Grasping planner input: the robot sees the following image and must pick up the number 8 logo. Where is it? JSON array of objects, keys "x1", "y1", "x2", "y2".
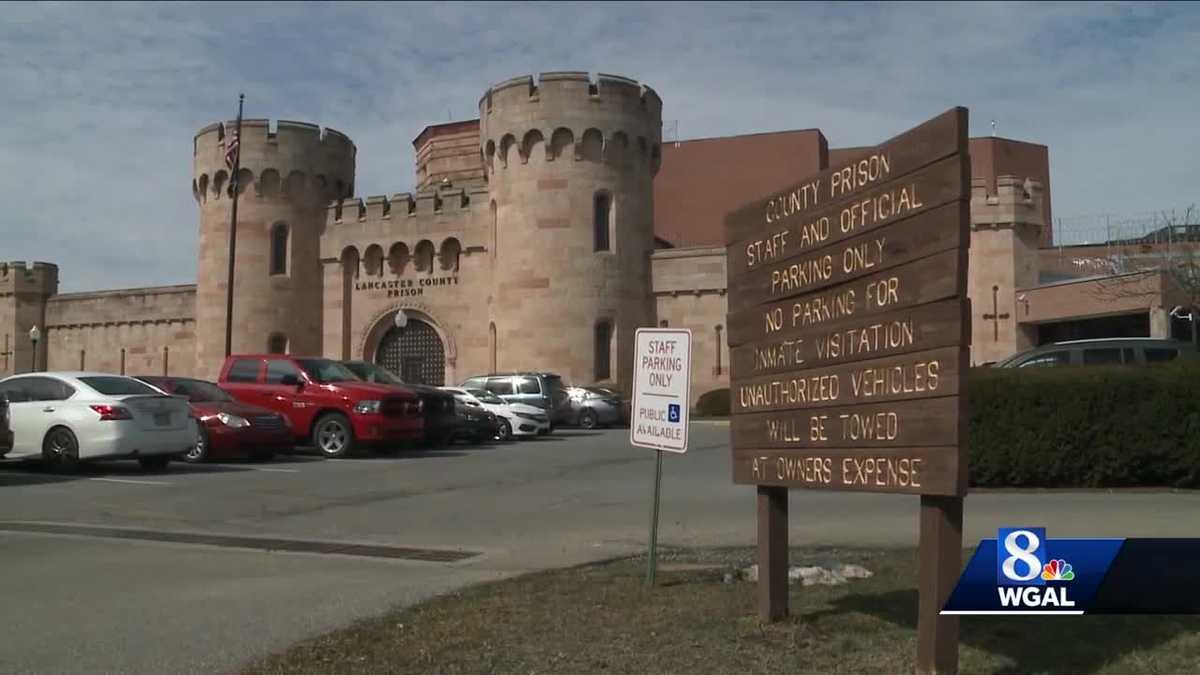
[{"x1": 1002, "y1": 530, "x2": 1042, "y2": 582}]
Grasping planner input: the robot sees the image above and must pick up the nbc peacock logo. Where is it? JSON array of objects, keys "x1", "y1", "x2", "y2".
[{"x1": 1041, "y1": 559, "x2": 1075, "y2": 582}]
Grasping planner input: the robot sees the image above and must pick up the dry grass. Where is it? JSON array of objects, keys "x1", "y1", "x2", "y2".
[{"x1": 242, "y1": 547, "x2": 1200, "y2": 675}]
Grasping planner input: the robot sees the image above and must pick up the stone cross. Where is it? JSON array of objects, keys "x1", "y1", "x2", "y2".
[{"x1": 982, "y1": 285, "x2": 1010, "y2": 341}]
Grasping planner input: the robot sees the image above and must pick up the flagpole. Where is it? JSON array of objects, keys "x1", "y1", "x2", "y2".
[{"x1": 224, "y1": 93, "x2": 244, "y2": 358}]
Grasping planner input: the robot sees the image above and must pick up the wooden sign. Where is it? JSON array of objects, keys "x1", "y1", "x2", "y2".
[{"x1": 724, "y1": 107, "x2": 971, "y2": 675}]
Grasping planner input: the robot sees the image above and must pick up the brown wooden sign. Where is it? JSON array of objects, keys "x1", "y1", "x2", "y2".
[
  {"x1": 724, "y1": 108, "x2": 967, "y2": 245},
  {"x1": 731, "y1": 396, "x2": 961, "y2": 450},
  {"x1": 728, "y1": 201, "x2": 966, "y2": 306},
  {"x1": 726, "y1": 248, "x2": 966, "y2": 347},
  {"x1": 727, "y1": 154, "x2": 969, "y2": 280},
  {"x1": 724, "y1": 107, "x2": 971, "y2": 673},
  {"x1": 730, "y1": 297, "x2": 967, "y2": 376},
  {"x1": 732, "y1": 345, "x2": 964, "y2": 415},
  {"x1": 731, "y1": 445, "x2": 963, "y2": 496}
]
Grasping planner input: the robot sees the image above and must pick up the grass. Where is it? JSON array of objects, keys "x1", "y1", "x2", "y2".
[{"x1": 242, "y1": 547, "x2": 1200, "y2": 675}]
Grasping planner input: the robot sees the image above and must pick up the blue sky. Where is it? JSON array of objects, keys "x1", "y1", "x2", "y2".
[{"x1": 2, "y1": 1, "x2": 1197, "y2": 291}]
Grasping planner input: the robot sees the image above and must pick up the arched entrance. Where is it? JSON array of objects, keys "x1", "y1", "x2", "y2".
[{"x1": 375, "y1": 318, "x2": 446, "y2": 385}]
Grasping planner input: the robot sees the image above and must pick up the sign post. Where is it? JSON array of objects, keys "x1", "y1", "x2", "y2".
[
  {"x1": 723, "y1": 108, "x2": 971, "y2": 673},
  {"x1": 630, "y1": 327, "x2": 693, "y2": 587}
]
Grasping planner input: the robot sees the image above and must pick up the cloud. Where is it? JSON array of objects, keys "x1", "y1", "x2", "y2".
[{"x1": 1, "y1": 1, "x2": 1196, "y2": 290}]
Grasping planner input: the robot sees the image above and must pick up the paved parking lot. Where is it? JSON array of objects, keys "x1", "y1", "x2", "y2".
[{"x1": 1, "y1": 423, "x2": 1198, "y2": 674}]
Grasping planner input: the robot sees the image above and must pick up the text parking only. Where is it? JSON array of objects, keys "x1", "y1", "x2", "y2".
[{"x1": 631, "y1": 328, "x2": 693, "y2": 453}]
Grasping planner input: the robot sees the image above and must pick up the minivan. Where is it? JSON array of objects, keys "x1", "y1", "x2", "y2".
[
  {"x1": 460, "y1": 372, "x2": 571, "y2": 430},
  {"x1": 993, "y1": 338, "x2": 1197, "y2": 368}
]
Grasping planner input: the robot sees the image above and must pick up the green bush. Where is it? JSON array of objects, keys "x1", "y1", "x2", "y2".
[
  {"x1": 967, "y1": 363, "x2": 1200, "y2": 488},
  {"x1": 694, "y1": 388, "x2": 731, "y2": 418}
]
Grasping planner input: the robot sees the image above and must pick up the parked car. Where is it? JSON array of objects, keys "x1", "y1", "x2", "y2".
[
  {"x1": 565, "y1": 385, "x2": 627, "y2": 429},
  {"x1": 459, "y1": 372, "x2": 571, "y2": 431},
  {"x1": 441, "y1": 386, "x2": 549, "y2": 440},
  {"x1": 135, "y1": 376, "x2": 292, "y2": 463},
  {"x1": 0, "y1": 393, "x2": 12, "y2": 457},
  {"x1": 339, "y1": 360, "x2": 459, "y2": 447},
  {"x1": 0, "y1": 372, "x2": 195, "y2": 471},
  {"x1": 218, "y1": 355, "x2": 423, "y2": 458},
  {"x1": 993, "y1": 338, "x2": 1198, "y2": 368},
  {"x1": 448, "y1": 398, "x2": 500, "y2": 444}
]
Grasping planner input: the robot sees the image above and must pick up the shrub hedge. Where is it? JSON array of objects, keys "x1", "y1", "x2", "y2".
[
  {"x1": 967, "y1": 362, "x2": 1200, "y2": 488},
  {"x1": 696, "y1": 362, "x2": 1200, "y2": 488}
]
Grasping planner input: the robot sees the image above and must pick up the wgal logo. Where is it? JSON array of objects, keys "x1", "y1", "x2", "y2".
[{"x1": 996, "y1": 527, "x2": 1076, "y2": 608}]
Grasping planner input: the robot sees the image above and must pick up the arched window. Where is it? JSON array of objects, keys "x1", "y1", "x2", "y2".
[
  {"x1": 489, "y1": 322, "x2": 497, "y2": 373},
  {"x1": 363, "y1": 244, "x2": 385, "y2": 277},
  {"x1": 414, "y1": 240, "x2": 435, "y2": 274},
  {"x1": 594, "y1": 320, "x2": 612, "y2": 381},
  {"x1": 268, "y1": 333, "x2": 288, "y2": 354},
  {"x1": 714, "y1": 324, "x2": 724, "y2": 375},
  {"x1": 594, "y1": 192, "x2": 611, "y2": 252},
  {"x1": 490, "y1": 200, "x2": 499, "y2": 260},
  {"x1": 439, "y1": 238, "x2": 462, "y2": 272},
  {"x1": 270, "y1": 223, "x2": 289, "y2": 275}
]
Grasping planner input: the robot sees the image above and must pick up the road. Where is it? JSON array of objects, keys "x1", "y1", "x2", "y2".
[{"x1": 0, "y1": 422, "x2": 1196, "y2": 674}]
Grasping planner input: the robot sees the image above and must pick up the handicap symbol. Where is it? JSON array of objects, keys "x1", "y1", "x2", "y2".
[{"x1": 668, "y1": 403, "x2": 681, "y2": 423}]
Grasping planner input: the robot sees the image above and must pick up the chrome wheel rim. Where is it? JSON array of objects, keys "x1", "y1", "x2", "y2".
[
  {"x1": 49, "y1": 430, "x2": 75, "y2": 460},
  {"x1": 318, "y1": 421, "x2": 348, "y2": 454},
  {"x1": 498, "y1": 421, "x2": 511, "y2": 440},
  {"x1": 580, "y1": 412, "x2": 596, "y2": 429},
  {"x1": 185, "y1": 423, "x2": 206, "y2": 462}
]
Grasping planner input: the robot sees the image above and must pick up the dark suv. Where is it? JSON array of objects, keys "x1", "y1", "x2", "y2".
[
  {"x1": 0, "y1": 393, "x2": 11, "y2": 456},
  {"x1": 460, "y1": 372, "x2": 572, "y2": 429}
]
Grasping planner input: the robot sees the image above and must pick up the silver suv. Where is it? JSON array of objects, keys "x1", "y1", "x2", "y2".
[
  {"x1": 994, "y1": 338, "x2": 1197, "y2": 368},
  {"x1": 460, "y1": 372, "x2": 571, "y2": 429}
]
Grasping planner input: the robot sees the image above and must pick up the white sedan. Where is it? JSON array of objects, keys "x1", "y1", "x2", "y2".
[
  {"x1": 439, "y1": 387, "x2": 550, "y2": 440},
  {"x1": 0, "y1": 372, "x2": 197, "y2": 471}
]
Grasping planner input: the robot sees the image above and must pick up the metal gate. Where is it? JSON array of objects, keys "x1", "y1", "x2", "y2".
[{"x1": 375, "y1": 318, "x2": 445, "y2": 385}]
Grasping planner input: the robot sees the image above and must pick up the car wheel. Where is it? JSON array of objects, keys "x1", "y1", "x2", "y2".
[
  {"x1": 139, "y1": 455, "x2": 171, "y2": 472},
  {"x1": 313, "y1": 413, "x2": 354, "y2": 458},
  {"x1": 578, "y1": 410, "x2": 598, "y2": 430},
  {"x1": 184, "y1": 422, "x2": 208, "y2": 463},
  {"x1": 42, "y1": 427, "x2": 80, "y2": 473},
  {"x1": 496, "y1": 420, "x2": 512, "y2": 441}
]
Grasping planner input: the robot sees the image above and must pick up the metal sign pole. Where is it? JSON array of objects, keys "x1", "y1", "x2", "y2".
[{"x1": 645, "y1": 448, "x2": 664, "y2": 587}]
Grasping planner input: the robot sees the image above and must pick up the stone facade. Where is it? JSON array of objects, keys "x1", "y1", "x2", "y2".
[{"x1": 22, "y1": 69, "x2": 1177, "y2": 410}]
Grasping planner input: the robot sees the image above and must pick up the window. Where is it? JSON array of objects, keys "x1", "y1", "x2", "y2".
[
  {"x1": 14, "y1": 377, "x2": 75, "y2": 401},
  {"x1": 226, "y1": 359, "x2": 262, "y2": 383},
  {"x1": 265, "y1": 359, "x2": 302, "y2": 384},
  {"x1": 270, "y1": 223, "x2": 289, "y2": 275},
  {"x1": 79, "y1": 376, "x2": 156, "y2": 397},
  {"x1": 485, "y1": 378, "x2": 514, "y2": 395},
  {"x1": 1082, "y1": 348, "x2": 1123, "y2": 365},
  {"x1": 0, "y1": 380, "x2": 31, "y2": 402},
  {"x1": 1146, "y1": 348, "x2": 1179, "y2": 363},
  {"x1": 516, "y1": 376, "x2": 541, "y2": 395},
  {"x1": 462, "y1": 377, "x2": 487, "y2": 389},
  {"x1": 268, "y1": 333, "x2": 288, "y2": 354},
  {"x1": 659, "y1": 320, "x2": 668, "y2": 328},
  {"x1": 1017, "y1": 351, "x2": 1069, "y2": 368},
  {"x1": 595, "y1": 320, "x2": 612, "y2": 381},
  {"x1": 593, "y1": 192, "x2": 611, "y2": 252},
  {"x1": 295, "y1": 359, "x2": 359, "y2": 383},
  {"x1": 714, "y1": 324, "x2": 724, "y2": 375}
]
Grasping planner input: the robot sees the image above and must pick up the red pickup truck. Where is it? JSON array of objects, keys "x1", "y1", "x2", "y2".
[{"x1": 218, "y1": 355, "x2": 423, "y2": 458}]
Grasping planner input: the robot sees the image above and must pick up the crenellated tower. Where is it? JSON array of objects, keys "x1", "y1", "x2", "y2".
[
  {"x1": 0, "y1": 261, "x2": 59, "y2": 375},
  {"x1": 969, "y1": 175, "x2": 1045, "y2": 365},
  {"x1": 479, "y1": 72, "x2": 662, "y2": 391},
  {"x1": 192, "y1": 119, "x2": 356, "y2": 378}
]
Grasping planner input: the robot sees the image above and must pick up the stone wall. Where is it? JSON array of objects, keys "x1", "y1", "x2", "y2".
[
  {"x1": 43, "y1": 284, "x2": 197, "y2": 376},
  {"x1": 651, "y1": 247, "x2": 730, "y2": 408}
]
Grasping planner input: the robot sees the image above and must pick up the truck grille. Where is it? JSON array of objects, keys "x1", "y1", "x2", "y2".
[{"x1": 381, "y1": 398, "x2": 421, "y2": 417}]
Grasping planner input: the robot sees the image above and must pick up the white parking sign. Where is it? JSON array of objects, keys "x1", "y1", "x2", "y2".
[{"x1": 630, "y1": 328, "x2": 692, "y2": 453}]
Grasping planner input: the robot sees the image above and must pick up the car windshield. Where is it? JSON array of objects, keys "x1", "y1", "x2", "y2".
[
  {"x1": 79, "y1": 376, "x2": 161, "y2": 396},
  {"x1": 345, "y1": 362, "x2": 404, "y2": 385},
  {"x1": 177, "y1": 380, "x2": 234, "y2": 402},
  {"x1": 296, "y1": 359, "x2": 362, "y2": 384},
  {"x1": 585, "y1": 387, "x2": 618, "y2": 398},
  {"x1": 467, "y1": 388, "x2": 505, "y2": 405}
]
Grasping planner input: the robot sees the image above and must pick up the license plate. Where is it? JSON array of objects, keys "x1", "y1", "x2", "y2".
[{"x1": 154, "y1": 412, "x2": 171, "y2": 426}]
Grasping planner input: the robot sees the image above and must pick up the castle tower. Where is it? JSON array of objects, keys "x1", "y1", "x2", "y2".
[
  {"x1": 479, "y1": 72, "x2": 662, "y2": 391},
  {"x1": 192, "y1": 120, "x2": 355, "y2": 378},
  {"x1": 0, "y1": 262, "x2": 59, "y2": 375},
  {"x1": 969, "y1": 175, "x2": 1045, "y2": 365}
]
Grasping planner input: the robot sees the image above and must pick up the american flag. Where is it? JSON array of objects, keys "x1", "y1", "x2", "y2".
[{"x1": 224, "y1": 131, "x2": 239, "y2": 170}]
